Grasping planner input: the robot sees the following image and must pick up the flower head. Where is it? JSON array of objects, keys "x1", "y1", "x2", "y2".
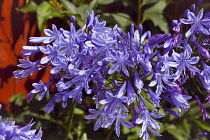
[{"x1": 180, "y1": 9, "x2": 210, "y2": 37}]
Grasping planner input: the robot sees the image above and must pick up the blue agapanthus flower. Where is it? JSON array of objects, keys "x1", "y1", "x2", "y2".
[
  {"x1": 13, "y1": 1, "x2": 210, "y2": 139},
  {"x1": 180, "y1": 8, "x2": 210, "y2": 37},
  {"x1": 0, "y1": 105, "x2": 42, "y2": 140},
  {"x1": 135, "y1": 95, "x2": 164, "y2": 139}
]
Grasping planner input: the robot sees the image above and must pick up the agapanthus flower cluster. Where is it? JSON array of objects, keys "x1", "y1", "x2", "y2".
[
  {"x1": 0, "y1": 104, "x2": 42, "y2": 140},
  {"x1": 13, "y1": 1, "x2": 210, "y2": 139}
]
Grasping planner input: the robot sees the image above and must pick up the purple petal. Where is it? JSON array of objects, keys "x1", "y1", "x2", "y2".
[
  {"x1": 148, "y1": 127, "x2": 162, "y2": 136},
  {"x1": 40, "y1": 55, "x2": 53, "y2": 64},
  {"x1": 186, "y1": 63, "x2": 200, "y2": 73},
  {"x1": 197, "y1": 9, "x2": 204, "y2": 20},
  {"x1": 108, "y1": 61, "x2": 120, "y2": 74},
  {"x1": 121, "y1": 63, "x2": 129, "y2": 76},
  {"x1": 127, "y1": 81, "x2": 136, "y2": 105},
  {"x1": 94, "y1": 115, "x2": 103, "y2": 131},
  {"x1": 149, "y1": 81, "x2": 157, "y2": 87},
  {"x1": 134, "y1": 71, "x2": 144, "y2": 91},
  {"x1": 187, "y1": 56, "x2": 199, "y2": 64},
  {"x1": 121, "y1": 119, "x2": 133, "y2": 128},
  {"x1": 164, "y1": 107, "x2": 181, "y2": 117},
  {"x1": 187, "y1": 11, "x2": 196, "y2": 20},
  {"x1": 180, "y1": 19, "x2": 194, "y2": 24},
  {"x1": 185, "y1": 24, "x2": 197, "y2": 38},
  {"x1": 101, "y1": 116, "x2": 116, "y2": 128},
  {"x1": 200, "y1": 18, "x2": 210, "y2": 27},
  {"x1": 115, "y1": 118, "x2": 121, "y2": 137},
  {"x1": 117, "y1": 82, "x2": 126, "y2": 98},
  {"x1": 29, "y1": 36, "x2": 50, "y2": 43},
  {"x1": 199, "y1": 132, "x2": 207, "y2": 137}
]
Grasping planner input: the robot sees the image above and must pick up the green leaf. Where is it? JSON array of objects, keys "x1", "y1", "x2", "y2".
[
  {"x1": 142, "y1": 0, "x2": 158, "y2": 6},
  {"x1": 166, "y1": 124, "x2": 190, "y2": 140},
  {"x1": 59, "y1": 0, "x2": 77, "y2": 14},
  {"x1": 37, "y1": 2, "x2": 52, "y2": 31},
  {"x1": 81, "y1": 133, "x2": 88, "y2": 140},
  {"x1": 183, "y1": 119, "x2": 192, "y2": 134},
  {"x1": 88, "y1": 0, "x2": 98, "y2": 11},
  {"x1": 36, "y1": 2, "x2": 64, "y2": 31},
  {"x1": 98, "y1": 0, "x2": 114, "y2": 5},
  {"x1": 19, "y1": 1, "x2": 38, "y2": 13},
  {"x1": 9, "y1": 93, "x2": 24, "y2": 106},
  {"x1": 74, "y1": 108, "x2": 84, "y2": 115},
  {"x1": 72, "y1": 0, "x2": 86, "y2": 6},
  {"x1": 142, "y1": 0, "x2": 169, "y2": 33},
  {"x1": 194, "y1": 120, "x2": 210, "y2": 132},
  {"x1": 76, "y1": 4, "x2": 89, "y2": 27},
  {"x1": 103, "y1": 12, "x2": 133, "y2": 28}
]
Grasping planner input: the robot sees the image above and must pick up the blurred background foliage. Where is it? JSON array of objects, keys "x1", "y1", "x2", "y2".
[
  {"x1": 1, "y1": 0, "x2": 210, "y2": 140},
  {"x1": 19, "y1": 0, "x2": 172, "y2": 33}
]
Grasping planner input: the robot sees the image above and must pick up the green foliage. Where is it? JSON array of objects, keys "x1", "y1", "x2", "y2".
[
  {"x1": 142, "y1": 0, "x2": 169, "y2": 33},
  {"x1": 98, "y1": 0, "x2": 114, "y2": 5},
  {"x1": 18, "y1": 0, "x2": 170, "y2": 33},
  {"x1": 142, "y1": 0, "x2": 158, "y2": 6},
  {"x1": 9, "y1": 93, "x2": 24, "y2": 106},
  {"x1": 36, "y1": 1, "x2": 64, "y2": 31},
  {"x1": 60, "y1": 0, "x2": 77, "y2": 14},
  {"x1": 19, "y1": 1, "x2": 38, "y2": 13}
]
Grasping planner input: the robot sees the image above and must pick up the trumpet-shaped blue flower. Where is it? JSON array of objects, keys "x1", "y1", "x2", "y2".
[
  {"x1": 99, "y1": 82, "x2": 128, "y2": 115},
  {"x1": 134, "y1": 71, "x2": 144, "y2": 92},
  {"x1": 21, "y1": 46, "x2": 41, "y2": 57},
  {"x1": 126, "y1": 80, "x2": 136, "y2": 105},
  {"x1": 101, "y1": 109, "x2": 133, "y2": 137},
  {"x1": 85, "y1": 108, "x2": 107, "y2": 131},
  {"x1": 149, "y1": 72, "x2": 177, "y2": 96},
  {"x1": 106, "y1": 51, "x2": 135, "y2": 76},
  {"x1": 27, "y1": 80, "x2": 53, "y2": 101},
  {"x1": 29, "y1": 24, "x2": 61, "y2": 44},
  {"x1": 180, "y1": 9, "x2": 210, "y2": 37},
  {"x1": 39, "y1": 44, "x2": 65, "y2": 64},
  {"x1": 13, "y1": 59, "x2": 41, "y2": 81},
  {"x1": 0, "y1": 105, "x2": 42, "y2": 140},
  {"x1": 171, "y1": 50, "x2": 200, "y2": 78},
  {"x1": 135, "y1": 96, "x2": 164, "y2": 140},
  {"x1": 162, "y1": 87, "x2": 192, "y2": 111}
]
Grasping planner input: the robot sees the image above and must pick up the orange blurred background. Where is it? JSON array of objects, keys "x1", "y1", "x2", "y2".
[{"x1": 0, "y1": 0, "x2": 48, "y2": 110}]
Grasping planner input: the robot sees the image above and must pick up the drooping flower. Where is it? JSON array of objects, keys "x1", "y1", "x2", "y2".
[
  {"x1": 135, "y1": 95, "x2": 164, "y2": 140},
  {"x1": 101, "y1": 109, "x2": 133, "y2": 137},
  {"x1": 85, "y1": 107, "x2": 107, "y2": 131},
  {"x1": 198, "y1": 62, "x2": 210, "y2": 92},
  {"x1": 195, "y1": 96, "x2": 210, "y2": 120},
  {"x1": 162, "y1": 87, "x2": 192, "y2": 111},
  {"x1": 27, "y1": 80, "x2": 53, "y2": 101}
]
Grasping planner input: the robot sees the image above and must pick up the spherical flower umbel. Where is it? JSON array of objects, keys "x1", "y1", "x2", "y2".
[{"x1": 13, "y1": 1, "x2": 210, "y2": 139}]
